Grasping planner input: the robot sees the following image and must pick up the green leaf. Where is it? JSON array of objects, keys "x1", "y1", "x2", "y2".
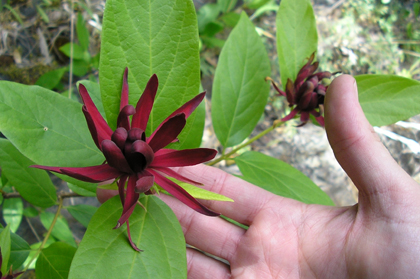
[
  {"x1": 166, "y1": 178, "x2": 233, "y2": 202},
  {"x1": 68, "y1": 196, "x2": 186, "y2": 279},
  {"x1": 76, "y1": 13, "x2": 90, "y2": 51},
  {"x1": 0, "y1": 81, "x2": 103, "y2": 168},
  {"x1": 197, "y1": 3, "x2": 221, "y2": 32},
  {"x1": 23, "y1": 239, "x2": 55, "y2": 270},
  {"x1": 72, "y1": 59, "x2": 90, "y2": 77},
  {"x1": 0, "y1": 228, "x2": 30, "y2": 270},
  {"x1": 59, "y1": 43, "x2": 85, "y2": 60},
  {"x1": 67, "y1": 204, "x2": 97, "y2": 228},
  {"x1": 35, "y1": 67, "x2": 68, "y2": 90},
  {"x1": 3, "y1": 198, "x2": 23, "y2": 233},
  {"x1": 356, "y1": 75, "x2": 420, "y2": 126},
  {"x1": 235, "y1": 151, "x2": 334, "y2": 205},
  {"x1": 23, "y1": 206, "x2": 39, "y2": 217},
  {"x1": 99, "y1": 0, "x2": 201, "y2": 148},
  {"x1": 36, "y1": 242, "x2": 77, "y2": 279},
  {"x1": 211, "y1": 12, "x2": 271, "y2": 147},
  {"x1": 276, "y1": 0, "x2": 317, "y2": 87},
  {"x1": 244, "y1": 0, "x2": 270, "y2": 9},
  {"x1": 40, "y1": 212, "x2": 77, "y2": 247},
  {"x1": 217, "y1": 0, "x2": 237, "y2": 12},
  {"x1": 0, "y1": 139, "x2": 57, "y2": 208},
  {"x1": 0, "y1": 226, "x2": 11, "y2": 275},
  {"x1": 67, "y1": 182, "x2": 96, "y2": 197}
]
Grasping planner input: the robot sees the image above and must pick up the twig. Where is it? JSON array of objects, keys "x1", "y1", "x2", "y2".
[{"x1": 1, "y1": 191, "x2": 84, "y2": 199}]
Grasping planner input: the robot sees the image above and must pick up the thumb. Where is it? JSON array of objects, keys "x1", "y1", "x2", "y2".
[{"x1": 324, "y1": 74, "x2": 418, "y2": 209}]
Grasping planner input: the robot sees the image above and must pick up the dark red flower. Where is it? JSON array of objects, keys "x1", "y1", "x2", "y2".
[
  {"x1": 0, "y1": 248, "x2": 23, "y2": 279},
  {"x1": 269, "y1": 52, "x2": 334, "y2": 126},
  {"x1": 33, "y1": 68, "x2": 218, "y2": 251}
]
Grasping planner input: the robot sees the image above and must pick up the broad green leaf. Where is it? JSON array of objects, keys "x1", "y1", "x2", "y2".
[
  {"x1": 235, "y1": 151, "x2": 334, "y2": 205},
  {"x1": 244, "y1": 0, "x2": 270, "y2": 9},
  {"x1": 69, "y1": 196, "x2": 186, "y2": 279},
  {"x1": 3, "y1": 198, "x2": 23, "y2": 233},
  {"x1": 0, "y1": 81, "x2": 103, "y2": 168},
  {"x1": 0, "y1": 139, "x2": 57, "y2": 208},
  {"x1": 356, "y1": 75, "x2": 420, "y2": 126},
  {"x1": 0, "y1": 226, "x2": 11, "y2": 275},
  {"x1": 276, "y1": 0, "x2": 317, "y2": 87},
  {"x1": 72, "y1": 60, "x2": 90, "y2": 77},
  {"x1": 99, "y1": 0, "x2": 201, "y2": 149},
  {"x1": 59, "y1": 43, "x2": 85, "y2": 60},
  {"x1": 166, "y1": 178, "x2": 233, "y2": 202},
  {"x1": 67, "y1": 204, "x2": 97, "y2": 228},
  {"x1": 40, "y1": 212, "x2": 77, "y2": 247},
  {"x1": 76, "y1": 13, "x2": 90, "y2": 51},
  {"x1": 36, "y1": 242, "x2": 77, "y2": 279},
  {"x1": 35, "y1": 67, "x2": 67, "y2": 90},
  {"x1": 211, "y1": 12, "x2": 271, "y2": 147},
  {"x1": 0, "y1": 228, "x2": 30, "y2": 270}
]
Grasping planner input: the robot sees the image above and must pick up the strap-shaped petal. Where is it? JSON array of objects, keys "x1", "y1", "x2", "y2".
[
  {"x1": 155, "y1": 92, "x2": 205, "y2": 133},
  {"x1": 281, "y1": 108, "x2": 299, "y2": 122},
  {"x1": 151, "y1": 171, "x2": 219, "y2": 216},
  {"x1": 131, "y1": 74, "x2": 158, "y2": 130},
  {"x1": 117, "y1": 105, "x2": 135, "y2": 131},
  {"x1": 147, "y1": 114, "x2": 186, "y2": 152},
  {"x1": 31, "y1": 164, "x2": 121, "y2": 183},
  {"x1": 102, "y1": 140, "x2": 133, "y2": 174},
  {"x1": 152, "y1": 148, "x2": 216, "y2": 167},
  {"x1": 115, "y1": 175, "x2": 139, "y2": 228},
  {"x1": 120, "y1": 68, "x2": 129, "y2": 110},
  {"x1": 150, "y1": 166, "x2": 202, "y2": 185},
  {"x1": 79, "y1": 84, "x2": 112, "y2": 147}
]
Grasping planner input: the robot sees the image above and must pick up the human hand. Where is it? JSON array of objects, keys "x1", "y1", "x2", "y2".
[{"x1": 159, "y1": 74, "x2": 420, "y2": 278}]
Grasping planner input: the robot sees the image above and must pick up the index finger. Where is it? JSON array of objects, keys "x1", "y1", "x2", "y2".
[{"x1": 174, "y1": 164, "x2": 288, "y2": 225}]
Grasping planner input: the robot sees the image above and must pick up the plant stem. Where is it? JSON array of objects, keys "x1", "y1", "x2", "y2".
[
  {"x1": 22, "y1": 197, "x2": 64, "y2": 272},
  {"x1": 208, "y1": 120, "x2": 284, "y2": 166}
]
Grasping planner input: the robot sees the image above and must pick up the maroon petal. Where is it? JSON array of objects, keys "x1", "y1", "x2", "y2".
[
  {"x1": 117, "y1": 175, "x2": 128, "y2": 206},
  {"x1": 147, "y1": 114, "x2": 186, "y2": 152},
  {"x1": 285, "y1": 79, "x2": 295, "y2": 105},
  {"x1": 131, "y1": 74, "x2": 158, "y2": 130},
  {"x1": 152, "y1": 171, "x2": 219, "y2": 216},
  {"x1": 300, "y1": 111, "x2": 310, "y2": 123},
  {"x1": 131, "y1": 140, "x2": 154, "y2": 167},
  {"x1": 168, "y1": 92, "x2": 205, "y2": 120},
  {"x1": 117, "y1": 105, "x2": 136, "y2": 131},
  {"x1": 310, "y1": 110, "x2": 325, "y2": 127},
  {"x1": 115, "y1": 175, "x2": 139, "y2": 228},
  {"x1": 126, "y1": 220, "x2": 142, "y2": 252},
  {"x1": 32, "y1": 164, "x2": 121, "y2": 183},
  {"x1": 102, "y1": 140, "x2": 133, "y2": 174},
  {"x1": 79, "y1": 84, "x2": 113, "y2": 147},
  {"x1": 150, "y1": 166, "x2": 202, "y2": 185},
  {"x1": 135, "y1": 171, "x2": 154, "y2": 193},
  {"x1": 281, "y1": 108, "x2": 299, "y2": 122},
  {"x1": 128, "y1": 128, "x2": 146, "y2": 142},
  {"x1": 153, "y1": 92, "x2": 205, "y2": 133},
  {"x1": 120, "y1": 68, "x2": 129, "y2": 110},
  {"x1": 270, "y1": 80, "x2": 287, "y2": 97},
  {"x1": 152, "y1": 148, "x2": 216, "y2": 167},
  {"x1": 111, "y1": 127, "x2": 128, "y2": 150}
]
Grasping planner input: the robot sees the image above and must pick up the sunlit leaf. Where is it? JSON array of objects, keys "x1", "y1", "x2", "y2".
[
  {"x1": 211, "y1": 12, "x2": 271, "y2": 147},
  {"x1": 235, "y1": 151, "x2": 334, "y2": 205},
  {"x1": 3, "y1": 198, "x2": 23, "y2": 233},
  {"x1": 36, "y1": 242, "x2": 76, "y2": 279},
  {"x1": 356, "y1": 75, "x2": 420, "y2": 126},
  {"x1": 68, "y1": 196, "x2": 186, "y2": 279},
  {"x1": 276, "y1": 0, "x2": 317, "y2": 87}
]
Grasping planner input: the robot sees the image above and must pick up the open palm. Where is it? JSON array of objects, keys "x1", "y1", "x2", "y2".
[{"x1": 160, "y1": 75, "x2": 420, "y2": 278}]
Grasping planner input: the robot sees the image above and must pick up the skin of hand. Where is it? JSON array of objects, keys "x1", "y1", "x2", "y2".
[{"x1": 159, "y1": 74, "x2": 420, "y2": 278}]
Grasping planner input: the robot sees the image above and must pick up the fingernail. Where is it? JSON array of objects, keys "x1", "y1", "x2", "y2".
[{"x1": 353, "y1": 79, "x2": 359, "y2": 101}]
